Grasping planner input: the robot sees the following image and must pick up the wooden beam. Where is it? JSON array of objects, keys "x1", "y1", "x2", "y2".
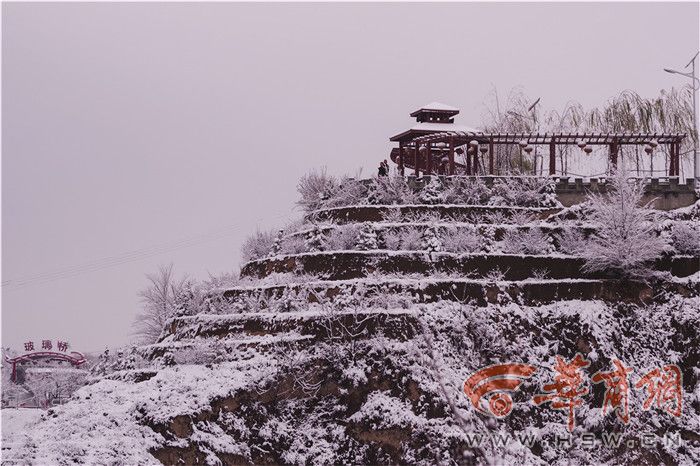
[
  {"x1": 668, "y1": 143, "x2": 674, "y2": 176},
  {"x1": 448, "y1": 137, "x2": 455, "y2": 175},
  {"x1": 398, "y1": 141, "x2": 404, "y2": 175},
  {"x1": 473, "y1": 144, "x2": 480, "y2": 175},
  {"x1": 489, "y1": 139, "x2": 494, "y2": 175},
  {"x1": 414, "y1": 143, "x2": 420, "y2": 176},
  {"x1": 609, "y1": 142, "x2": 619, "y2": 169},
  {"x1": 466, "y1": 140, "x2": 472, "y2": 175},
  {"x1": 426, "y1": 142, "x2": 433, "y2": 175},
  {"x1": 549, "y1": 141, "x2": 556, "y2": 175}
]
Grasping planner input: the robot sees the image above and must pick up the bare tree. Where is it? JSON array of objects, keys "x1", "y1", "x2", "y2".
[{"x1": 132, "y1": 264, "x2": 184, "y2": 344}]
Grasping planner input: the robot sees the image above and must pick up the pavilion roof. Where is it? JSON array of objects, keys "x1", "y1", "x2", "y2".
[
  {"x1": 390, "y1": 123, "x2": 482, "y2": 142},
  {"x1": 410, "y1": 102, "x2": 460, "y2": 117}
]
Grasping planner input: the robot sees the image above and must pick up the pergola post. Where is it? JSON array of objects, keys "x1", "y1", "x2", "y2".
[
  {"x1": 669, "y1": 143, "x2": 675, "y2": 176},
  {"x1": 414, "y1": 143, "x2": 420, "y2": 177},
  {"x1": 466, "y1": 140, "x2": 472, "y2": 175},
  {"x1": 473, "y1": 143, "x2": 480, "y2": 175},
  {"x1": 489, "y1": 139, "x2": 494, "y2": 175},
  {"x1": 426, "y1": 142, "x2": 432, "y2": 175},
  {"x1": 398, "y1": 141, "x2": 404, "y2": 175},
  {"x1": 670, "y1": 142, "x2": 680, "y2": 177},
  {"x1": 609, "y1": 142, "x2": 619, "y2": 170},
  {"x1": 448, "y1": 137, "x2": 455, "y2": 175},
  {"x1": 549, "y1": 140, "x2": 556, "y2": 175}
]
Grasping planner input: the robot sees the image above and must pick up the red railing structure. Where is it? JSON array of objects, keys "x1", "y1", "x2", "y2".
[{"x1": 390, "y1": 131, "x2": 687, "y2": 177}]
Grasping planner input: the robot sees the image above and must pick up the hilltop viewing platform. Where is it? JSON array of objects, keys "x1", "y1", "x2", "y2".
[{"x1": 389, "y1": 102, "x2": 691, "y2": 180}]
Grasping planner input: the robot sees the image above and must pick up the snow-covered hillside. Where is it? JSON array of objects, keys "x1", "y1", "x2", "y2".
[{"x1": 4, "y1": 174, "x2": 699, "y2": 465}]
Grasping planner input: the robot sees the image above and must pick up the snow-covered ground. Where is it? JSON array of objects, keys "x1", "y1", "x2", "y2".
[{"x1": 2, "y1": 408, "x2": 44, "y2": 461}]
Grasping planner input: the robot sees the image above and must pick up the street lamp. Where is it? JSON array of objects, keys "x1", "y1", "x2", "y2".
[{"x1": 664, "y1": 51, "x2": 700, "y2": 180}]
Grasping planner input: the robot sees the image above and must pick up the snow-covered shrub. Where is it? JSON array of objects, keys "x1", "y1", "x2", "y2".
[
  {"x1": 240, "y1": 229, "x2": 275, "y2": 262},
  {"x1": 297, "y1": 168, "x2": 339, "y2": 212},
  {"x1": 557, "y1": 226, "x2": 587, "y2": 255},
  {"x1": 418, "y1": 177, "x2": 443, "y2": 204},
  {"x1": 442, "y1": 227, "x2": 481, "y2": 253},
  {"x1": 406, "y1": 210, "x2": 442, "y2": 224},
  {"x1": 442, "y1": 177, "x2": 491, "y2": 205},
  {"x1": 501, "y1": 228, "x2": 554, "y2": 255},
  {"x1": 399, "y1": 228, "x2": 423, "y2": 250},
  {"x1": 510, "y1": 210, "x2": 535, "y2": 225},
  {"x1": 325, "y1": 224, "x2": 361, "y2": 251},
  {"x1": 175, "y1": 346, "x2": 216, "y2": 365},
  {"x1": 383, "y1": 228, "x2": 402, "y2": 250},
  {"x1": 366, "y1": 176, "x2": 416, "y2": 205},
  {"x1": 173, "y1": 279, "x2": 207, "y2": 317},
  {"x1": 355, "y1": 223, "x2": 378, "y2": 250},
  {"x1": 485, "y1": 210, "x2": 509, "y2": 224},
  {"x1": 158, "y1": 351, "x2": 176, "y2": 368},
  {"x1": 274, "y1": 287, "x2": 306, "y2": 313},
  {"x1": 280, "y1": 235, "x2": 307, "y2": 255},
  {"x1": 421, "y1": 225, "x2": 443, "y2": 253},
  {"x1": 268, "y1": 229, "x2": 284, "y2": 257},
  {"x1": 530, "y1": 268, "x2": 550, "y2": 280},
  {"x1": 485, "y1": 266, "x2": 507, "y2": 281},
  {"x1": 582, "y1": 168, "x2": 667, "y2": 277},
  {"x1": 381, "y1": 208, "x2": 404, "y2": 223},
  {"x1": 670, "y1": 223, "x2": 700, "y2": 255},
  {"x1": 325, "y1": 176, "x2": 366, "y2": 208},
  {"x1": 489, "y1": 177, "x2": 561, "y2": 207},
  {"x1": 304, "y1": 225, "x2": 326, "y2": 252}
]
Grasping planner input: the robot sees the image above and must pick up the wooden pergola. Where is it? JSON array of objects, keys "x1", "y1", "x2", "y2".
[{"x1": 390, "y1": 131, "x2": 687, "y2": 177}]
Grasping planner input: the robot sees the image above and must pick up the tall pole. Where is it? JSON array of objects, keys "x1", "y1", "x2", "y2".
[
  {"x1": 664, "y1": 52, "x2": 699, "y2": 181},
  {"x1": 693, "y1": 55, "x2": 698, "y2": 180}
]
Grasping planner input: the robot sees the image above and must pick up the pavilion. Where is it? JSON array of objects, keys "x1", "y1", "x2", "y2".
[{"x1": 389, "y1": 103, "x2": 687, "y2": 178}]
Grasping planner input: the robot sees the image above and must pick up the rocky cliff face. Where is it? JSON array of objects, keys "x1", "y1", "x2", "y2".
[{"x1": 8, "y1": 177, "x2": 700, "y2": 465}]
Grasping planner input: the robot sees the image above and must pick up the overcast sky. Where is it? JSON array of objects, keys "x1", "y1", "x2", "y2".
[{"x1": 2, "y1": 2, "x2": 698, "y2": 353}]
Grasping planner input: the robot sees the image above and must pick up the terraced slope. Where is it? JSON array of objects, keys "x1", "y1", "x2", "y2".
[{"x1": 7, "y1": 179, "x2": 700, "y2": 466}]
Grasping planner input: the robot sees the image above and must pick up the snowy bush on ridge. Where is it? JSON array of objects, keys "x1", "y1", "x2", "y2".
[
  {"x1": 304, "y1": 225, "x2": 326, "y2": 252},
  {"x1": 510, "y1": 210, "x2": 535, "y2": 225},
  {"x1": 296, "y1": 168, "x2": 339, "y2": 212},
  {"x1": 366, "y1": 176, "x2": 416, "y2": 205},
  {"x1": 442, "y1": 177, "x2": 491, "y2": 205},
  {"x1": 399, "y1": 228, "x2": 423, "y2": 250},
  {"x1": 405, "y1": 210, "x2": 443, "y2": 224},
  {"x1": 355, "y1": 223, "x2": 378, "y2": 250},
  {"x1": 500, "y1": 228, "x2": 554, "y2": 255},
  {"x1": 670, "y1": 223, "x2": 700, "y2": 255},
  {"x1": 442, "y1": 227, "x2": 482, "y2": 254},
  {"x1": 582, "y1": 168, "x2": 667, "y2": 277},
  {"x1": 268, "y1": 229, "x2": 284, "y2": 257},
  {"x1": 489, "y1": 177, "x2": 562, "y2": 208},
  {"x1": 240, "y1": 229, "x2": 276, "y2": 263},
  {"x1": 325, "y1": 224, "x2": 361, "y2": 251},
  {"x1": 382, "y1": 227, "x2": 402, "y2": 250},
  {"x1": 556, "y1": 226, "x2": 587, "y2": 255},
  {"x1": 279, "y1": 235, "x2": 306, "y2": 256},
  {"x1": 485, "y1": 210, "x2": 509, "y2": 224},
  {"x1": 325, "y1": 176, "x2": 366, "y2": 208},
  {"x1": 418, "y1": 177, "x2": 444, "y2": 204},
  {"x1": 421, "y1": 225, "x2": 443, "y2": 253}
]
